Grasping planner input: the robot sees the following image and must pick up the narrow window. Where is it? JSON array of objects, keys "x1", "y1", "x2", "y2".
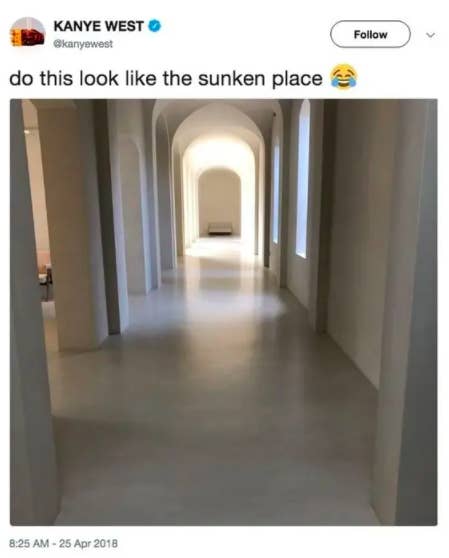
[
  {"x1": 272, "y1": 140, "x2": 280, "y2": 243},
  {"x1": 296, "y1": 100, "x2": 311, "y2": 257}
]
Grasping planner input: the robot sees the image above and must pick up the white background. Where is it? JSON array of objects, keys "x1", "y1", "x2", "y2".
[{"x1": 1, "y1": 0, "x2": 447, "y2": 556}]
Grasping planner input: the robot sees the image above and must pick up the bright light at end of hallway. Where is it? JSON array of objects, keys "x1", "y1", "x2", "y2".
[
  {"x1": 186, "y1": 135, "x2": 254, "y2": 172},
  {"x1": 182, "y1": 135, "x2": 256, "y2": 254}
]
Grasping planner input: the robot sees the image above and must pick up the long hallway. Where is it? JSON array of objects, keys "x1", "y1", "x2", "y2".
[
  {"x1": 11, "y1": 98, "x2": 436, "y2": 526},
  {"x1": 47, "y1": 239, "x2": 377, "y2": 525}
]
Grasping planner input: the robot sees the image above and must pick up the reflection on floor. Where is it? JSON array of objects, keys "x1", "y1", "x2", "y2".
[{"x1": 46, "y1": 238, "x2": 378, "y2": 525}]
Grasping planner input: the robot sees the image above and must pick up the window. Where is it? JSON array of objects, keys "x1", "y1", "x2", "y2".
[
  {"x1": 295, "y1": 100, "x2": 311, "y2": 257},
  {"x1": 272, "y1": 140, "x2": 280, "y2": 243}
]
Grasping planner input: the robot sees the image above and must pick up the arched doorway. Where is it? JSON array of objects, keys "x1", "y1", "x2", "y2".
[
  {"x1": 181, "y1": 134, "x2": 256, "y2": 254},
  {"x1": 166, "y1": 102, "x2": 267, "y2": 259},
  {"x1": 198, "y1": 168, "x2": 241, "y2": 238}
]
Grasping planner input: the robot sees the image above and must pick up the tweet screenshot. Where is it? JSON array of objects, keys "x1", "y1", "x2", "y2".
[{"x1": 3, "y1": 0, "x2": 446, "y2": 555}]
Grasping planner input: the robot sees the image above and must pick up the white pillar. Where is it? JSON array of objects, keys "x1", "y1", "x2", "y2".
[
  {"x1": 173, "y1": 148, "x2": 184, "y2": 257},
  {"x1": 93, "y1": 100, "x2": 129, "y2": 332},
  {"x1": 119, "y1": 135, "x2": 151, "y2": 293},
  {"x1": 113, "y1": 100, "x2": 152, "y2": 295},
  {"x1": 143, "y1": 101, "x2": 161, "y2": 288},
  {"x1": 37, "y1": 101, "x2": 108, "y2": 350},
  {"x1": 372, "y1": 100, "x2": 437, "y2": 525},
  {"x1": 155, "y1": 116, "x2": 176, "y2": 270},
  {"x1": 11, "y1": 100, "x2": 59, "y2": 524},
  {"x1": 308, "y1": 100, "x2": 332, "y2": 333},
  {"x1": 278, "y1": 101, "x2": 293, "y2": 287}
]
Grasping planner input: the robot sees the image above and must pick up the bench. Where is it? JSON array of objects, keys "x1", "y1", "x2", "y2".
[{"x1": 207, "y1": 222, "x2": 233, "y2": 236}]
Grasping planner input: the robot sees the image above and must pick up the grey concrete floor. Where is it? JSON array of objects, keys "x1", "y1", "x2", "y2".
[{"x1": 45, "y1": 238, "x2": 378, "y2": 525}]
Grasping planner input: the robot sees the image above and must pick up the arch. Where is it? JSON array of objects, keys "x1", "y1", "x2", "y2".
[
  {"x1": 197, "y1": 168, "x2": 241, "y2": 237},
  {"x1": 181, "y1": 134, "x2": 256, "y2": 252},
  {"x1": 153, "y1": 99, "x2": 282, "y2": 138},
  {"x1": 169, "y1": 103, "x2": 265, "y2": 257},
  {"x1": 172, "y1": 102, "x2": 264, "y2": 152}
]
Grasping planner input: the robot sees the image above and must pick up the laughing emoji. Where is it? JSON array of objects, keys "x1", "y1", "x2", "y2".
[{"x1": 331, "y1": 64, "x2": 357, "y2": 89}]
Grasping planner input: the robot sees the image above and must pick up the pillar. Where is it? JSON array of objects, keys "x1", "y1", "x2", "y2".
[
  {"x1": 93, "y1": 100, "x2": 129, "y2": 332},
  {"x1": 10, "y1": 100, "x2": 59, "y2": 524},
  {"x1": 279, "y1": 100, "x2": 293, "y2": 287},
  {"x1": 155, "y1": 115, "x2": 176, "y2": 270},
  {"x1": 37, "y1": 100, "x2": 108, "y2": 350},
  {"x1": 143, "y1": 100, "x2": 161, "y2": 288},
  {"x1": 308, "y1": 100, "x2": 334, "y2": 333},
  {"x1": 263, "y1": 131, "x2": 272, "y2": 268},
  {"x1": 113, "y1": 100, "x2": 152, "y2": 295},
  {"x1": 173, "y1": 149, "x2": 184, "y2": 257},
  {"x1": 372, "y1": 100, "x2": 437, "y2": 525}
]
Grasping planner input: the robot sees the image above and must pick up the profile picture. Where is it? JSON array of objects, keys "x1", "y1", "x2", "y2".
[{"x1": 10, "y1": 17, "x2": 45, "y2": 46}]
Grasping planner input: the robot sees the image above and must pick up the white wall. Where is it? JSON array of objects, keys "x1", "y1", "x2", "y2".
[
  {"x1": 286, "y1": 100, "x2": 325, "y2": 312},
  {"x1": 22, "y1": 101, "x2": 50, "y2": 265},
  {"x1": 198, "y1": 168, "x2": 241, "y2": 236},
  {"x1": 373, "y1": 100, "x2": 437, "y2": 525},
  {"x1": 25, "y1": 133, "x2": 49, "y2": 253},
  {"x1": 286, "y1": 100, "x2": 311, "y2": 307},
  {"x1": 327, "y1": 100, "x2": 398, "y2": 387}
]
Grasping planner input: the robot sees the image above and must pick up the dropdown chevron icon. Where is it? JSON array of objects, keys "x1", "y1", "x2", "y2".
[{"x1": 426, "y1": 32, "x2": 436, "y2": 38}]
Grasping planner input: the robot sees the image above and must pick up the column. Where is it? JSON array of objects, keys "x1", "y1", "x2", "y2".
[
  {"x1": 10, "y1": 100, "x2": 59, "y2": 524},
  {"x1": 93, "y1": 100, "x2": 129, "y2": 332},
  {"x1": 37, "y1": 100, "x2": 108, "y2": 350},
  {"x1": 372, "y1": 100, "x2": 437, "y2": 525}
]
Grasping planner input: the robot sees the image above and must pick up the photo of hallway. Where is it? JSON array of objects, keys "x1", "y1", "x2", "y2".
[{"x1": 10, "y1": 99, "x2": 437, "y2": 526}]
